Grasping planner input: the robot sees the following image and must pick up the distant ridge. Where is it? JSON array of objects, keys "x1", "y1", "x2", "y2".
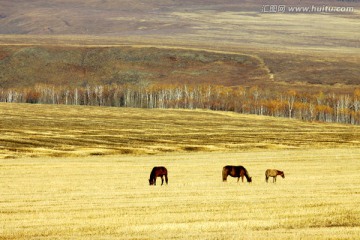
[{"x1": 0, "y1": 45, "x2": 269, "y2": 88}]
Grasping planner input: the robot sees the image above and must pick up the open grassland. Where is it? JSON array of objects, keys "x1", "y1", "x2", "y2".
[
  {"x1": 1, "y1": 103, "x2": 360, "y2": 159},
  {"x1": 1, "y1": 0, "x2": 359, "y2": 52},
  {"x1": 1, "y1": 149, "x2": 360, "y2": 239},
  {"x1": 170, "y1": 8, "x2": 360, "y2": 52}
]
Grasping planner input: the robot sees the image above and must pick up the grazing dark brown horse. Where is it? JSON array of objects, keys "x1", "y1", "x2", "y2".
[
  {"x1": 222, "y1": 165, "x2": 252, "y2": 183},
  {"x1": 149, "y1": 166, "x2": 168, "y2": 185},
  {"x1": 265, "y1": 169, "x2": 285, "y2": 183}
]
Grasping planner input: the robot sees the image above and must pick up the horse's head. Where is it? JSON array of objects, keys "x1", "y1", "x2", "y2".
[
  {"x1": 281, "y1": 172, "x2": 285, "y2": 178},
  {"x1": 247, "y1": 177, "x2": 252, "y2": 183},
  {"x1": 149, "y1": 179, "x2": 154, "y2": 185}
]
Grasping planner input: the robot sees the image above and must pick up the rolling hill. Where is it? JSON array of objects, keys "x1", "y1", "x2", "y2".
[
  {"x1": 1, "y1": 44, "x2": 359, "y2": 94},
  {"x1": 0, "y1": 45, "x2": 269, "y2": 89},
  {"x1": 1, "y1": 102, "x2": 359, "y2": 159}
]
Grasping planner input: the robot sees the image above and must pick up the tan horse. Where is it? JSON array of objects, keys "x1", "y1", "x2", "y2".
[{"x1": 265, "y1": 169, "x2": 285, "y2": 183}]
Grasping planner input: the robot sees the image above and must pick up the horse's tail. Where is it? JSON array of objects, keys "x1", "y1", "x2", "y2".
[
  {"x1": 265, "y1": 169, "x2": 269, "y2": 182},
  {"x1": 222, "y1": 167, "x2": 228, "y2": 182}
]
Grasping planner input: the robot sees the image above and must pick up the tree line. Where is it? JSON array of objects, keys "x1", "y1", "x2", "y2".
[{"x1": 1, "y1": 83, "x2": 360, "y2": 125}]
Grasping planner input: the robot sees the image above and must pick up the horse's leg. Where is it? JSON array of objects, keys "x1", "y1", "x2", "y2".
[
  {"x1": 274, "y1": 176, "x2": 276, "y2": 183},
  {"x1": 165, "y1": 174, "x2": 168, "y2": 185},
  {"x1": 265, "y1": 174, "x2": 268, "y2": 183},
  {"x1": 161, "y1": 176, "x2": 164, "y2": 185},
  {"x1": 241, "y1": 175, "x2": 244, "y2": 182}
]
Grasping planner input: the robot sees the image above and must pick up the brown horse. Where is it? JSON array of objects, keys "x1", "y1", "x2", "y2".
[
  {"x1": 149, "y1": 166, "x2": 168, "y2": 185},
  {"x1": 222, "y1": 165, "x2": 252, "y2": 183},
  {"x1": 265, "y1": 169, "x2": 285, "y2": 183}
]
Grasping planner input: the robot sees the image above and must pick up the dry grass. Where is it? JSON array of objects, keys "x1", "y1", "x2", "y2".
[
  {"x1": 0, "y1": 45, "x2": 268, "y2": 89},
  {"x1": 1, "y1": 149, "x2": 360, "y2": 239},
  {"x1": 1, "y1": 103, "x2": 360, "y2": 239},
  {"x1": 1, "y1": 0, "x2": 359, "y2": 53},
  {"x1": 1, "y1": 103, "x2": 360, "y2": 159},
  {"x1": 171, "y1": 10, "x2": 360, "y2": 51}
]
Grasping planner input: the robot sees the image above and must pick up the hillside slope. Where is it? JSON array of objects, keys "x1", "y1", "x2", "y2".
[
  {"x1": 0, "y1": 45, "x2": 269, "y2": 88},
  {"x1": 1, "y1": 103, "x2": 359, "y2": 159},
  {"x1": 1, "y1": 44, "x2": 359, "y2": 93},
  {"x1": 0, "y1": 0, "x2": 358, "y2": 52}
]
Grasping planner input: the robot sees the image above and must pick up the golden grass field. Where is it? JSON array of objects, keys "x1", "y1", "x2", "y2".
[
  {"x1": 1, "y1": 103, "x2": 360, "y2": 239},
  {"x1": 1, "y1": 149, "x2": 360, "y2": 239},
  {"x1": 1, "y1": 103, "x2": 360, "y2": 159}
]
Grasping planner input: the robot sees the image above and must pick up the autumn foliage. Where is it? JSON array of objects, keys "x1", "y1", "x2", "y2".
[{"x1": 1, "y1": 83, "x2": 360, "y2": 125}]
